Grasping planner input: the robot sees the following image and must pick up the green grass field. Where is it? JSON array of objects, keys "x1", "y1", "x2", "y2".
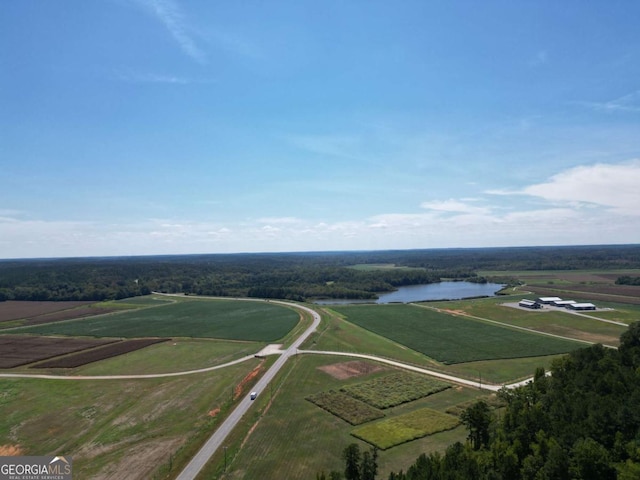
[
  {"x1": 0, "y1": 359, "x2": 263, "y2": 479},
  {"x1": 426, "y1": 296, "x2": 628, "y2": 345},
  {"x1": 214, "y1": 355, "x2": 473, "y2": 480},
  {"x1": 14, "y1": 298, "x2": 300, "y2": 342},
  {"x1": 351, "y1": 407, "x2": 460, "y2": 450},
  {"x1": 331, "y1": 304, "x2": 583, "y2": 364}
]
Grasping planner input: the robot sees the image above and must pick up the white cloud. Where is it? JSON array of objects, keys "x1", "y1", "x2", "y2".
[
  {"x1": 3, "y1": 160, "x2": 640, "y2": 259},
  {"x1": 134, "y1": 0, "x2": 207, "y2": 64},
  {"x1": 420, "y1": 199, "x2": 491, "y2": 215},
  {"x1": 576, "y1": 90, "x2": 640, "y2": 113},
  {"x1": 521, "y1": 160, "x2": 640, "y2": 215}
]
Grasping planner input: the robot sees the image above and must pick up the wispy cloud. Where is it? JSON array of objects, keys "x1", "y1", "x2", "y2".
[
  {"x1": 115, "y1": 69, "x2": 214, "y2": 84},
  {"x1": 116, "y1": 70, "x2": 188, "y2": 84},
  {"x1": 528, "y1": 50, "x2": 548, "y2": 67},
  {"x1": 521, "y1": 160, "x2": 640, "y2": 215},
  {"x1": 134, "y1": 0, "x2": 206, "y2": 64},
  {"x1": 420, "y1": 199, "x2": 491, "y2": 215},
  {"x1": 576, "y1": 90, "x2": 640, "y2": 113}
]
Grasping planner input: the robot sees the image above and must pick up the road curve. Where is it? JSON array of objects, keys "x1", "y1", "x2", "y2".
[
  {"x1": 175, "y1": 301, "x2": 321, "y2": 480},
  {"x1": 0, "y1": 295, "x2": 544, "y2": 479}
]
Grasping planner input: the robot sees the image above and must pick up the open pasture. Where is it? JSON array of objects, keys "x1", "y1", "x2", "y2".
[
  {"x1": 351, "y1": 407, "x2": 460, "y2": 450},
  {"x1": 332, "y1": 304, "x2": 583, "y2": 364},
  {"x1": 341, "y1": 372, "x2": 450, "y2": 409},
  {"x1": 14, "y1": 298, "x2": 300, "y2": 342}
]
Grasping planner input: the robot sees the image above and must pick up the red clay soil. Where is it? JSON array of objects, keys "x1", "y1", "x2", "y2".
[
  {"x1": 32, "y1": 338, "x2": 170, "y2": 368},
  {"x1": 208, "y1": 407, "x2": 221, "y2": 417},
  {"x1": 233, "y1": 362, "x2": 264, "y2": 400},
  {"x1": 318, "y1": 360, "x2": 386, "y2": 380},
  {"x1": 0, "y1": 445, "x2": 23, "y2": 456}
]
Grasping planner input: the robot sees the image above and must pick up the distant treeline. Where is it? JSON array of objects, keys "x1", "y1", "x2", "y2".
[
  {"x1": 0, "y1": 244, "x2": 638, "y2": 302},
  {"x1": 616, "y1": 275, "x2": 640, "y2": 286}
]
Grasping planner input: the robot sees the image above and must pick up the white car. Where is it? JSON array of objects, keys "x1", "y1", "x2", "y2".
[{"x1": 250, "y1": 391, "x2": 257, "y2": 400}]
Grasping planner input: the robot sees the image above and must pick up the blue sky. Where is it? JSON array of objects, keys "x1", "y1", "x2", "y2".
[{"x1": 1, "y1": 1, "x2": 639, "y2": 258}]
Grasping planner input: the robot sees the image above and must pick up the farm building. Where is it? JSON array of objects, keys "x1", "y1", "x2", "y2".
[
  {"x1": 519, "y1": 299, "x2": 542, "y2": 309},
  {"x1": 567, "y1": 302, "x2": 596, "y2": 311},
  {"x1": 552, "y1": 300, "x2": 577, "y2": 308},
  {"x1": 536, "y1": 297, "x2": 563, "y2": 304}
]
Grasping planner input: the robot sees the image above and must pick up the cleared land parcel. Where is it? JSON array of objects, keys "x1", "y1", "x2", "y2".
[{"x1": 332, "y1": 304, "x2": 583, "y2": 364}]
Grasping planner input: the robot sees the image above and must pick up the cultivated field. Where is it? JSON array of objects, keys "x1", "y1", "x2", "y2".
[
  {"x1": 352, "y1": 407, "x2": 460, "y2": 450},
  {"x1": 0, "y1": 301, "x2": 122, "y2": 328},
  {"x1": 341, "y1": 372, "x2": 450, "y2": 409},
  {"x1": 13, "y1": 298, "x2": 300, "y2": 342},
  {"x1": 330, "y1": 304, "x2": 583, "y2": 364},
  {"x1": 0, "y1": 336, "x2": 117, "y2": 368},
  {"x1": 2, "y1": 288, "x2": 628, "y2": 479},
  {"x1": 33, "y1": 338, "x2": 170, "y2": 368}
]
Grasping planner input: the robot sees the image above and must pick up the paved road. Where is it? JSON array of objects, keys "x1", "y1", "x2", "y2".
[
  {"x1": 175, "y1": 301, "x2": 321, "y2": 480},
  {"x1": 0, "y1": 295, "x2": 587, "y2": 478}
]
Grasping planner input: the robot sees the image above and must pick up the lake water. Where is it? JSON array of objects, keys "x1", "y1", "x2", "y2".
[{"x1": 315, "y1": 281, "x2": 505, "y2": 305}]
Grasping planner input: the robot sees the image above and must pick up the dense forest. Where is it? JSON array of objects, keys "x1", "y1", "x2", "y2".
[
  {"x1": 323, "y1": 323, "x2": 640, "y2": 480},
  {"x1": 0, "y1": 244, "x2": 639, "y2": 302}
]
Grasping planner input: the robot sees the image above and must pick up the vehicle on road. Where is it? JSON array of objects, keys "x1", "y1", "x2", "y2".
[{"x1": 250, "y1": 391, "x2": 257, "y2": 400}]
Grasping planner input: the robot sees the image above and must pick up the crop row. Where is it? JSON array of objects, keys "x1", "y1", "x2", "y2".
[
  {"x1": 33, "y1": 338, "x2": 170, "y2": 368},
  {"x1": 351, "y1": 407, "x2": 460, "y2": 450},
  {"x1": 340, "y1": 372, "x2": 450, "y2": 409},
  {"x1": 306, "y1": 391, "x2": 385, "y2": 425}
]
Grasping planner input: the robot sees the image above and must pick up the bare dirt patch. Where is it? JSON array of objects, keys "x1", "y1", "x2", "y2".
[
  {"x1": 33, "y1": 338, "x2": 169, "y2": 368},
  {"x1": 0, "y1": 444, "x2": 23, "y2": 456},
  {"x1": 0, "y1": 336, "x2": 119, "y2": 368},
  {"x1": 0, "y1": 301, "x2": 94, "y2": 322},
  {"x1": 317, "y1": 360, "x2": 386, "y2": 380},
  {"x1": 234, "y1": 362, "x2": 264, "y2": 400}
]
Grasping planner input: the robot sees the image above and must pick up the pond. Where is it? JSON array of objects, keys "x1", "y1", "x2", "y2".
[{"x1": 314, "y1": 281, "x2": 505, "y2": 305}]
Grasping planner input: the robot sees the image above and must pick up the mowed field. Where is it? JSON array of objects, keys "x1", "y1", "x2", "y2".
[
  {"x1": 213, "y1": 355, "x2": 484, "y2": 480},
  {"x1": 427, "y1": 295, "x2": 629, "y2": 346},
  {"x1": 13, "y1": 298, "x2": 301, "y2": 342},
  {"x1": 330, "y1": 304, "x2": 583, "y2": 364}
]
